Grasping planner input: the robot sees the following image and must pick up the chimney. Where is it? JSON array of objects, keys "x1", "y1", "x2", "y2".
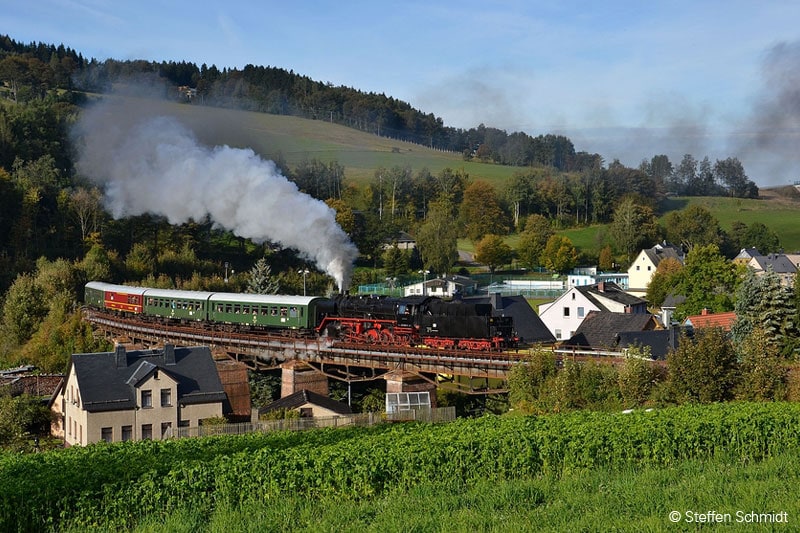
[
  {"x1": 597, "y1": 281, "x2": 605, "y2": 292},
  {"x1": 701, "y1": 308, "x2": 709, "y2": 316},
  {"x1": 114, "y1": 344, "x2": 127, "y2": 368},
  {"x1": 490, "y1": 292, "x2": 503, "y2": 311},
  {"x1": 164, "y1": 343, "x2": 176, "y2": 366},
  {"x1": 669, "y1": 324, "x2": 679, "y2": 352}
]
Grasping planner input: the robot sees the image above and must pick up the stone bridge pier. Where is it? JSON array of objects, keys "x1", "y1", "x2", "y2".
[{"x1": 280, "y1": 361, "x2": 329, "y2": 397}]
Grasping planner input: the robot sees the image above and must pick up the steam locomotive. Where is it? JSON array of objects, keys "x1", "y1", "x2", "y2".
[{"x1": 85, "y1": 282, "x2": 517, "y2": 351}]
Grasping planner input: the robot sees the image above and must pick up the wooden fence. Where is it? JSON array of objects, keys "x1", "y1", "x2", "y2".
[{"x1": 175, "y1": 406, "x2": 456, "y2": 439}]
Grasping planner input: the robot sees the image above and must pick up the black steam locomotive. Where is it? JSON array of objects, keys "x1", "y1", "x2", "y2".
[{"x1": 86, "y1": 282, "x2": 517, "y2": 351}]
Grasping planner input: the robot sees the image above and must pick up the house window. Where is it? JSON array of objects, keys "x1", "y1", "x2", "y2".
[
  {"x1": 161, "y1": 422, "x2": 173, "y2": 439},
  {"x1": 101, "y1": 427, "x2": 112, "y2": 443},
  {"x1": 141, "y1": 390, "x2": 152, "y2": 408},
  {"x1": 636, "y1": 265, "x2": 640, "y2": 271},
  {"x1": 563, "y1": 307, "x2": 570, "y2": 317},
  {"x1": 178, "y1": 420, "x2": 190, "y2": 427},
  {"x1": 122, "y1": 425, "x2": 132, "y2": 442},
  {"x1": 142, "y1": 424, "x2": 153, "y2": 440},
  {"x1": 555, "y1": 329, "x2": 562, "y2": 340},
  {"x1": 300, "y1": 408, "x2": 313, "y2": 417},
  {"x1": 647, "y1": 265, "x2": 651, "y2": 271},
  {"x1": 577, "y1": 307, "x2": 585, "y2": 318},
  {"x1": 161, "y1": 388, "x2": 172, "y2": 407}
]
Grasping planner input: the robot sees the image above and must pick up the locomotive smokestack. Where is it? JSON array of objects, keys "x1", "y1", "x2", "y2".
[{"x1": 72, "y1": 94, "x2": 358, "y2": 291}]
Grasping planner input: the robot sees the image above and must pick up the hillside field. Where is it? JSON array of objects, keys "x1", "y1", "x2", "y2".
[{"x1": 137, "y1": 99, "x2": 526, "y2": 186}]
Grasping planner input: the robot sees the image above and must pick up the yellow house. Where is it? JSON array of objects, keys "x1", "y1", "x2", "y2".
[{"x1": 54, "y1": 344, "x2": 227, "y2": 446}]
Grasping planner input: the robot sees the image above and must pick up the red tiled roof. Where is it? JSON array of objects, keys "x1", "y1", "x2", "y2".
[{"x1": 683, "y1": 311, "x2": 737, "y2": 330}]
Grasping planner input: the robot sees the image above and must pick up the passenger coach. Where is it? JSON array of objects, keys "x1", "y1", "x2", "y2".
[
  {"x1": 207, "y1": 293, "x2": 326, "y2": 330},
  {"x1": 143, "y1": 288, "x2": 214, "y2": 322},
  {"x1": 85, "y1": 281, "x2": 148, "y2": 314}
]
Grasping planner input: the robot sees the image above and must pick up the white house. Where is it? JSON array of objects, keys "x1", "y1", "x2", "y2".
[
  {"x1": 568, "y1": 268, "x2": 629, "y2": 289},
  {"x1": 539, "y1": 282, "x2": 649, "y2": 341},
  {"x1": 627, "y1": 243, "x2": 684, "y2": 297},
  {"x1": 404, "y1": 275, "x2": 477, "y2": 297}
]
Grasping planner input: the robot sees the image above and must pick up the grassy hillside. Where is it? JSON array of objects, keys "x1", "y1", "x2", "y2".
[
  {"x1": 135, "y1": 99, "x2": 526, "y2": 186},
  {"x1": 660, "y1": 192, "x2": 800, "y2": 252}
]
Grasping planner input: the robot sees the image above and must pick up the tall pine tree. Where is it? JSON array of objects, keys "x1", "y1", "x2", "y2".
[{"x1": 246, "y1": 258, "x2": 279, "y2": 294}]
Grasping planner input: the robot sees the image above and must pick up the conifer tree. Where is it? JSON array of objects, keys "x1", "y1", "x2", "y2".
[{"x1": 246, "y1": 258, "x2": 279, "y2": 294}]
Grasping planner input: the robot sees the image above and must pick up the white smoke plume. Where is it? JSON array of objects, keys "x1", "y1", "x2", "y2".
[{"x1": 73, "y1": 96, "x2": 359, "y2": 291}]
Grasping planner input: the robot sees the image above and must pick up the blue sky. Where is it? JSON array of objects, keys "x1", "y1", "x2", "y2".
[{"x1": 4, "y1": 0, "x2": 800, "y2": 184}]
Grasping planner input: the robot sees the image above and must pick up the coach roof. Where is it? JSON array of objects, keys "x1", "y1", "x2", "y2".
[{"x1": 208, "y1": 292, "x2": 323, "y2": 306}]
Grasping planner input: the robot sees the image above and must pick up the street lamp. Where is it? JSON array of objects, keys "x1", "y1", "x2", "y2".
[
  {"x1": 298, "y1": 269, "x2": 310, "y2": 296},
  {"x1": 418, "y1": 269, "x2": 430, "y2": 296},
  {"x1": 224, "y1": 262, "x2": 230, "y2": 284}
]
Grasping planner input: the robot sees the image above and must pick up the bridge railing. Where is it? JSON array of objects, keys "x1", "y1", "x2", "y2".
[{"x1": 174, "y1": 406, "x2": 456, "y2": 439}]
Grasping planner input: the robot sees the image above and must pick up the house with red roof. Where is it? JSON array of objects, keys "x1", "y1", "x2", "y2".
[{"x1": 682, "y1": 309, "x2": 737, "y2": 331}]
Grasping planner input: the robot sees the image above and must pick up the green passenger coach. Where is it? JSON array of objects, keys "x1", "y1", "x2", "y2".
[
  {"x1": 143, "y1": 288, "x2": 214, "y2": 322},
  {"x1": 208, "y1": 293, "x2": 324, "y2": 329}
]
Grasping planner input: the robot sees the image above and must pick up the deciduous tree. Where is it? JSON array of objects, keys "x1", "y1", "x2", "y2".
[
  {"x1": 515, "y1": 214, "x2": 553, "y2": 270},
  {"x1": 415, "y1": 199, "x2": 458, "y2": 276},
  {"x1": 667, "y1": 328, "x2": 738, "y2": 403},
  {"x1": 541, "y1": 235, "x2": 578, "y2": 274},
  {"x1": 609, "y1": 197, "x2": 661, "y2": 261},
  {"x1": 675, "y1": 244, "x2": 739, "y2": 318},
  {"x1": 474, "y1": 234, "x2": 512, "y2": 273},
  {"x1": 460, "y1": 180, "x2": 509, "y2": 242}
]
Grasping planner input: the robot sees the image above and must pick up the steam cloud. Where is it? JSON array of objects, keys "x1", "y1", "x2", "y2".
[
  {"x1": 731, "y1": 40, "x2": 800, "y2": 183},
  {"x1": 73, "y1": 97, "x2": 359, "y2": 291}
]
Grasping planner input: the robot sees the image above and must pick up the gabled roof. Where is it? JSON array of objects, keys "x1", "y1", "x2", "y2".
[
  {"x1": 259, "y1": 389, "x2": 352, "y2": 416},
  {"x1": 661, "y1": 293, "x2": 686, "y2": 309},
  {"x1": 463, "y1": 294, "x2": 555, "y2": 344},
  {"x1": 749, "y1": 254, "x2": 798, "y2": 274},
  {"x1": 575, "y1": 282, "x2": 647, "y2": 310},
  {"x1": 683, "y1": 310, "x2": 737, "y2": 331},
  {"x1": 563, "y1": 311, "x2": 659, "y2": 349},
  {"x1": 734, "y1": 248, "x2": 761, "y2": 261},
  {"x1": 69, "y1": 345, "x2": 227, "y2": 413},
  {"x1": 616, "y1": 328, "x2": 681, "y2": 360},
  {"x1": 641, "y1": 244, "x2": 683, "y2": 267}
]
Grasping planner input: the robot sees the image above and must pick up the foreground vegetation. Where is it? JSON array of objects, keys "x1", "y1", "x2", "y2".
[
  {"x1": 116, "y1": 450, "x2": 800, "y2": 532},
  {"x1": 2, "y1": 402, "x2": 800, "y2": 531}
]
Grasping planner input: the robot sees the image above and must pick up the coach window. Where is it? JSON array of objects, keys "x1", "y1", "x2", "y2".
[
  {"x1": 280, "y1": 307, "x2": 288, "y2": 317},
  {"x1": 289, "y1": 307, "x2": 298, "y2": 318},
  {"x1": 225, "y1": 304, "x2": 232, "y2": 314},
  {"x1": 216, "y1": 304, "x2": 223, "y2": 313},
  {"x1": 243, "y1": 305, "x2": 251, "y2": 314},
  {"x1": 234, "y1": 305, "x2": 241, "y2": 314},
  {"x1": 261, "y1": 306, "x2": 269, "y2": 316},
  {"x1": 271, "y1": 307, "x2": 278, "y2": 316}
]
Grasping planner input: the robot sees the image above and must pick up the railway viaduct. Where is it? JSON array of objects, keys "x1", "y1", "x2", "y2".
[{"x1": 83, "y1": 310, "x2": 534, "y2": 401}]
